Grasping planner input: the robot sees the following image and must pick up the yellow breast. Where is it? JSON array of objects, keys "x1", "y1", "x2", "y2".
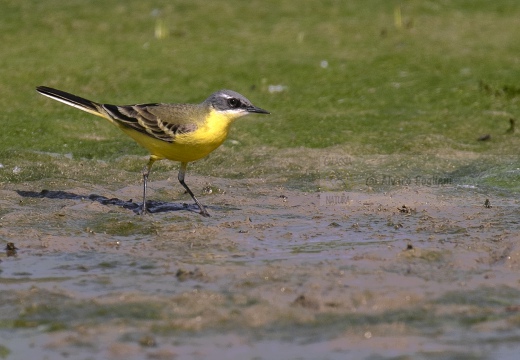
[{"x1": 120, "y1": 109, "x2": 235, "y2": 163}]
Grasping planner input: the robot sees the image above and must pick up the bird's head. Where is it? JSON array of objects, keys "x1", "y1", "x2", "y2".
[{"x1": 204, "y1": 90, "x2": 270, "y2": 119}]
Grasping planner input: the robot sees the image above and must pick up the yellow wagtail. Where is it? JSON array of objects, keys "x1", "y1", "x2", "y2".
[{"x1": 36, "y1": 86, "x2": 270, "y2": 217}]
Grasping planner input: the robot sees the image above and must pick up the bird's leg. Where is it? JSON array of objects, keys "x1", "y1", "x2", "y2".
[
  {"x1": 139, "y1": 157, "x2": 156, "y2": 214},
  {"x1": 178, "y1": 162, "x2": 210, "y2": 217}
]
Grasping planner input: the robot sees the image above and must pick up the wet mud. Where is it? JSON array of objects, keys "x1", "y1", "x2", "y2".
[{"x1": 1, "y1": 175, "x2": 520, "y2": 359}]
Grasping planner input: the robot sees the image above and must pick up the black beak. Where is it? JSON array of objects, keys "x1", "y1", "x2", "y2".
[{"x1": 247, "y1": 106, "x2": 270, "y2": 114}]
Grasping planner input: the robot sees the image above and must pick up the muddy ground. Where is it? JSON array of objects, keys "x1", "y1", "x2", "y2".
[{"x1": 1, "y1": 173, "x2": 520, "y2": 359}]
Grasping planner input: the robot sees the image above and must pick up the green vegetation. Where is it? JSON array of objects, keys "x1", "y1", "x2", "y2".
[{"x1": 0, "y1": 0, "x2": 519, "y2": 189}]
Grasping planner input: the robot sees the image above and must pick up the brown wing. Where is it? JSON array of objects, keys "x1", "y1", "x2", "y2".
[{"x1": 102, "y1": 103, "x2": 200, "y2": 143}]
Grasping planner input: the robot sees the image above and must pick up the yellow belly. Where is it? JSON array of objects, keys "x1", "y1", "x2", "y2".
[{"x1": 119, "y1": 111, "x2": 233, "y2": 163}]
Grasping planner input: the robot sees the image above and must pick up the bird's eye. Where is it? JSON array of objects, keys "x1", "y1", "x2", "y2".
[{"x1": 227, "y1": 98, "x2": 241, "y2": 108}]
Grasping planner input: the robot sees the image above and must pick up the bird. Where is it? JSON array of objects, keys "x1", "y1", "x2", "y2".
[{"x1": 36, "y1": 86, "x2": 270, "y2": 217}]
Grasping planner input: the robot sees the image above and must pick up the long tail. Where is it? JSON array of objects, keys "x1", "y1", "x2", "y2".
[{"x1": 36, "y1": 86, "x2": 108, "y2": 119}]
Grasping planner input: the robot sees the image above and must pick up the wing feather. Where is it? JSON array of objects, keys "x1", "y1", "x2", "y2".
[{"x1": 102, "y1": 103, "x2": 200, "y2": 143}]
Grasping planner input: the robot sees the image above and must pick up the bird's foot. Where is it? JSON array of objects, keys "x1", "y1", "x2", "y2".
[{"x1": 137, "y1": 203, "x2": 149, "y2": 215}]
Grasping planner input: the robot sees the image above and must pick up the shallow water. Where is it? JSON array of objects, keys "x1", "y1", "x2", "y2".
[{"x1": 1, "y1": 157, "x2": 520, "y2": 360}]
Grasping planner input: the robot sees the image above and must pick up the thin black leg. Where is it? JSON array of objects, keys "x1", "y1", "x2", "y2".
[
  {"x1": 140, "y1": 157, "x2": 156, "y2": 214},
  {"x1": 178, "y1": 162, "x2": 210, "y2": 217}
]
